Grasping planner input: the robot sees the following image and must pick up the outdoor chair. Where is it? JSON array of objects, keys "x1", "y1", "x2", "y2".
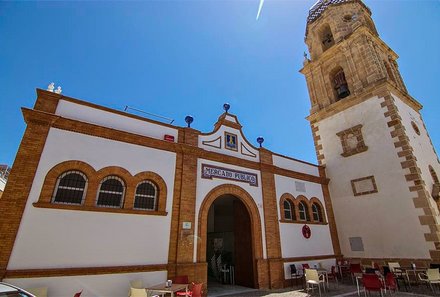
[
  {"x1": 362, "y1": 273, "x2": 385, "y2": 297},
  {"x1": 176, "y1": 282, "x2": 203, "y2": 297},
  {"x1": 128, "y1": 280, "x2": 143, "y2": 297},
  {"x1": 289, "y1": 264, "x2": 303, "y2": 287},
  {"x1": 388, "y1": 262, "x2": 410, "y2": 291},
  {"x1": 129, "y1": 288, "x2": 147, "y2": 297},
  {"x1": 305, "y1": 268, "x2": 326, "y2": 297},
  {"x1": 385, "y1": 273, "x2": 398, "y2": 294},
  {"x1": 327, "y1": 265, "x2": 339, "y2": 288},
  {"x1": 350, "y1": 263, "x2": 363, "y2": 284},
  {"x1": 418, "y1": 268, "x2": 440, "y2": 293}
]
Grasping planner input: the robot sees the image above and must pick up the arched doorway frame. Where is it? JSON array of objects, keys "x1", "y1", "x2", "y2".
[{"x1": 197, "y1": 184, "x2": 264, "y2": 266}]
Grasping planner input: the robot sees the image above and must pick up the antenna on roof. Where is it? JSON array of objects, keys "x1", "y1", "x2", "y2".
[{"x1": 123, "y1": 105, "x2": 175, "y2": 124}]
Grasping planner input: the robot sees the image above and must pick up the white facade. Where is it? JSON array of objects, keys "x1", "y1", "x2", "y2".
[{"x1": 317, "y1": 95, "x2": 432, "y2": 259}]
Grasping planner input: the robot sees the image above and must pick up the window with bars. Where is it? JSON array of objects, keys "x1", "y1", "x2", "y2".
[
  {"x1": 299, "y1": 201, "x2": 310, "y2": 221},
  {"x1": 283, "y1": 200, "x2": 293, "y2": 220},
  {"x1": 134, "y1": 181, "x2": 158, "y2": 210},
  {"x1": 53, "y1": 171, "x2": 87, "y2": 205},
  {"x1": 96, "y1": 176, "x2": 125, "y2": 208},
  {"x1": 312, "y1": 203, "x2": 322, "y2": 222}
]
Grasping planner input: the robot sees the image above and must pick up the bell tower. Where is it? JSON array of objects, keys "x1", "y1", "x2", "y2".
[{"x1": 301, "y1": 0, "x2": 440, "y2": 264}]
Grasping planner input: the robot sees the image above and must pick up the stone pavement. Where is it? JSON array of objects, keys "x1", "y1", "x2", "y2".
[{"x1": 213, "y1": 282, "x2": 437, "y2": 297}]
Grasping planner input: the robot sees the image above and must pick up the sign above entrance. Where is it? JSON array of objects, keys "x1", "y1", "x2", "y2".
[{"x1": 201, "y1": 164, "x2": 258, "y2": 187}]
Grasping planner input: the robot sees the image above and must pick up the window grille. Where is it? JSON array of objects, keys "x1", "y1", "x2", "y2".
[
  {"x1": 299, "y1": 201, "x2": 310, "y2": 221},
  {"x1": 134, "y1": 181, "x2": 158, "y2": 210},
  {"x1": 312, "y1": 203, "x2": 322, "y2": 222},
  {"x1": 283, "y1": 200, "x2": 293, "y2": 220},
  {"x1": 53, "y1": 171, "x2": 87, "y2": 205},
  {"x1": 96, "y1": 176, "x2": 125, "y2": 208}
]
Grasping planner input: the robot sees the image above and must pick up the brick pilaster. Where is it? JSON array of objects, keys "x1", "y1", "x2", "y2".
[
  {"x1": 259, "y1": 148, "x2": 283, "y2": 288},
  {"x1": 0, "y1": 112, "x2": 53, "y2": 279}
]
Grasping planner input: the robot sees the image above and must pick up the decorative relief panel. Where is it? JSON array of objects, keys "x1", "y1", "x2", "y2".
[
  {"x1": 336, "y1": 124, "x2": 368, "y2": 157},
  {"x1": 351, "y1": 175, "x2": 378, "y2": 196}
]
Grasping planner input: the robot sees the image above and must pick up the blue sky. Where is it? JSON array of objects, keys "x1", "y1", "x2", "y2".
[{"x1": 1, "y1": 0, "x2": 439, "y2": 166}]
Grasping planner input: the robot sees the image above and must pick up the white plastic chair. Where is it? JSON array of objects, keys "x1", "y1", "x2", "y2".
[
  {"x1": 419, "y1": 268, "x2": 440, "y2": 293},
  {"x1": 305, "y1": 268, "x2": 326, "y2": 297}
]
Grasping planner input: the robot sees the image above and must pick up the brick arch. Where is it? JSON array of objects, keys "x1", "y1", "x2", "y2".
[
  {"x1": 38, "y1": 160, "x2": 96, "y2": 204},
  {"x1": 197, "y1": 184, "x2": 264, "y2": 263},
  {"x1": 295, "y1": 195, "x2": 311, "y2": 222},
  {"x1": 130, "y1": 171, "x2": 167, "y2": 212},
  {"x1": 93, "y1": 166, "x2": 133, "y2": 207},
  {"x1": 279, "y1": 193, "x2": 296, "y2": 221},
  {"x1": 310, "y1": 197, "x2": 327, "y2": 224}
]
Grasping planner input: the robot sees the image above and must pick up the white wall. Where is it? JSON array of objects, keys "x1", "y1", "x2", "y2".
[
  {"x1": 273, "y1": 154, "x2": 319, "y2": 176},
  {"x1": 56, "y1": 100, "x2": 178, "y2": 142},
  {"x1": 317, "y1": 96, "x2": 431, "y2": 259},
  {"x1": 4, "y1": 271, "x2": 167, "y2": 297},
  {"x1": 8, "y1": 128, "x2": 176, "y2": 269},
  {"x1": 275, "y1": 175, "x2": 334, "y2": 258},
  {"x1": 194, "y1": 158, "x2": 267, "y2": 260},
  {"x1": 393, "y1": 94, "x2": 440, "y2": 216}
]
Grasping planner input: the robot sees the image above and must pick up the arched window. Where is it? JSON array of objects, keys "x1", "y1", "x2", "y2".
[
  {"x1": 134, "y1": 181, "x2": 158, "y2": 210},
  {"x1": 332, "y1": 68, "x2": 350, "y2": 100},
  {"x1": 320, "y1": 24, "x2": 335, "y2": 51},
  {"x1": 52, "y1": 171, "x2": 87, "y2": 205},
  {"x1": 283, "y1": 200, "x2": 295, "y2": 220},
  {"x1": 96, "y1": 176, "x2": 125, "y2": 208},
  {"x1": 312, "y1": 203, "x2": 323, "y2": 222},
  {"x1": 299, "y1": 201, "x2": 310, "y2": 221},
  {"x1": 429, "y1": 166, "x2": 439, "y2": 184}
]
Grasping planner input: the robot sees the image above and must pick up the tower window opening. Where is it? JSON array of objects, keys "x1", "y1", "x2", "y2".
[
  {"x1": 332, "y1": 69, "x2": 350, "y2": 100},
  {"x1": 320, "y1": 25, "x2": 335, "y2": 51}
]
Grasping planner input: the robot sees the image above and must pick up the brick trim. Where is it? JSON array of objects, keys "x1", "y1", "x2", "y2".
[
  {"x1": 0, "y1": 120, "x2": 52, "y2": 280},
  {"x1": 4, "y1": 264, "x2": 168, "y2": 279},
  {"x1": 380, "y1": 94, "x2": 440, "y2": 260},
  {"x1": 279, "y1": 193, "x2": 327, "y2": 224},
  {"x1": 23, "y1": 108, "x2": 328, "y2": 185},
  {"x1": 319, "y1": 166, "x2": 342, "y2": 257},
  {"x1": 197, "y1": 184, "x2": 264, "y2": 287},
  {"x1": 36, "y1": 160, "x2": 168, "y2": 215}
]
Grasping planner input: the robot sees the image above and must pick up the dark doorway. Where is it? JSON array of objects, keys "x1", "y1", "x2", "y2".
[{"x1": 206, "y1": 194, "x2": 255, "y2": 288}]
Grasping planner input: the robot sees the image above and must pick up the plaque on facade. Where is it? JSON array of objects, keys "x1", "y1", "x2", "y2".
[
  {"x1": 201, "y1": 164, "x2": 258, "y2": 186},
  {"x1": 224, "y1": 132, "x2": 238, "y2": 151}
]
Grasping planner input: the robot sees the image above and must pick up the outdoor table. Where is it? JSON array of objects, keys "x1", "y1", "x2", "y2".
[
  {"x1": 147, "y1": 283, "x2": 188, "y2": 297},
  {"x1": 394, "y1": 266, "x2": 426, "y2": 286}
]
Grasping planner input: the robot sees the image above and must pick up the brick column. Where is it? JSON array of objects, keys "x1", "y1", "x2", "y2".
[
  {"x1": 0, "y1": 109, "x2": 54, "y2": 279},
  {"x1": 259, "y1": 148, "x2": 283, "y2": 288},
  {"x1": 168, "y1": 127, "x2": 206, "y2": 283},
  {"x1": 318, "y1": 166, "x2": 342, "y2": 258}
]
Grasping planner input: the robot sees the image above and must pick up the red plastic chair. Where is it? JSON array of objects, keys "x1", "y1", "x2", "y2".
[
  {"x1": 350, "y1": 263, "x2": 363, "y2": 283},
  {"x1": 176, "y1": 282, "x2": 203, "y2": 297},
  {"x1": 385, "y1": 273, "x2": 398, "y2": 293},
  {"x1": 302, "y1": 263, "x2": 310, "y2": 269},
  {"x1": 362, "y1": 274, "x2": 385, "y2": 296}
]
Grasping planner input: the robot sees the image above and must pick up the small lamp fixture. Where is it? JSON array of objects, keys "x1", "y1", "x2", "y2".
[
  {"x1": 185, "y1": 115, "x2": 194, "y2": 128},
  {"x1": 223, "y1": 103, "x2": 230, "y2": 113},
  {"x1": 257, "y1": 136, "x2": 264, "y2": 148}
]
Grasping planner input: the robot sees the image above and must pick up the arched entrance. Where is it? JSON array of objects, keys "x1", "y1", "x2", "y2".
[{"x1": 197, "y1": 185, "x2": 264, "y2": 289}]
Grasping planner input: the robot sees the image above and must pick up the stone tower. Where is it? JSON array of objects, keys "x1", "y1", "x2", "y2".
[{"x1": 300, "y1": 0, "x2": 440, "y2": 264}]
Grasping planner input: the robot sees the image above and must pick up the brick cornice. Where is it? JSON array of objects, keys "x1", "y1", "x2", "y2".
[
  {"x1": 307, "y1": 80, "x2": 421, "y2": 124},
  {"x1": 23, "y1": 108, "x2": 328, "y2": 185},
  {"x1": 4, "y1": 263, "x2": 168, "y2": 279}
]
